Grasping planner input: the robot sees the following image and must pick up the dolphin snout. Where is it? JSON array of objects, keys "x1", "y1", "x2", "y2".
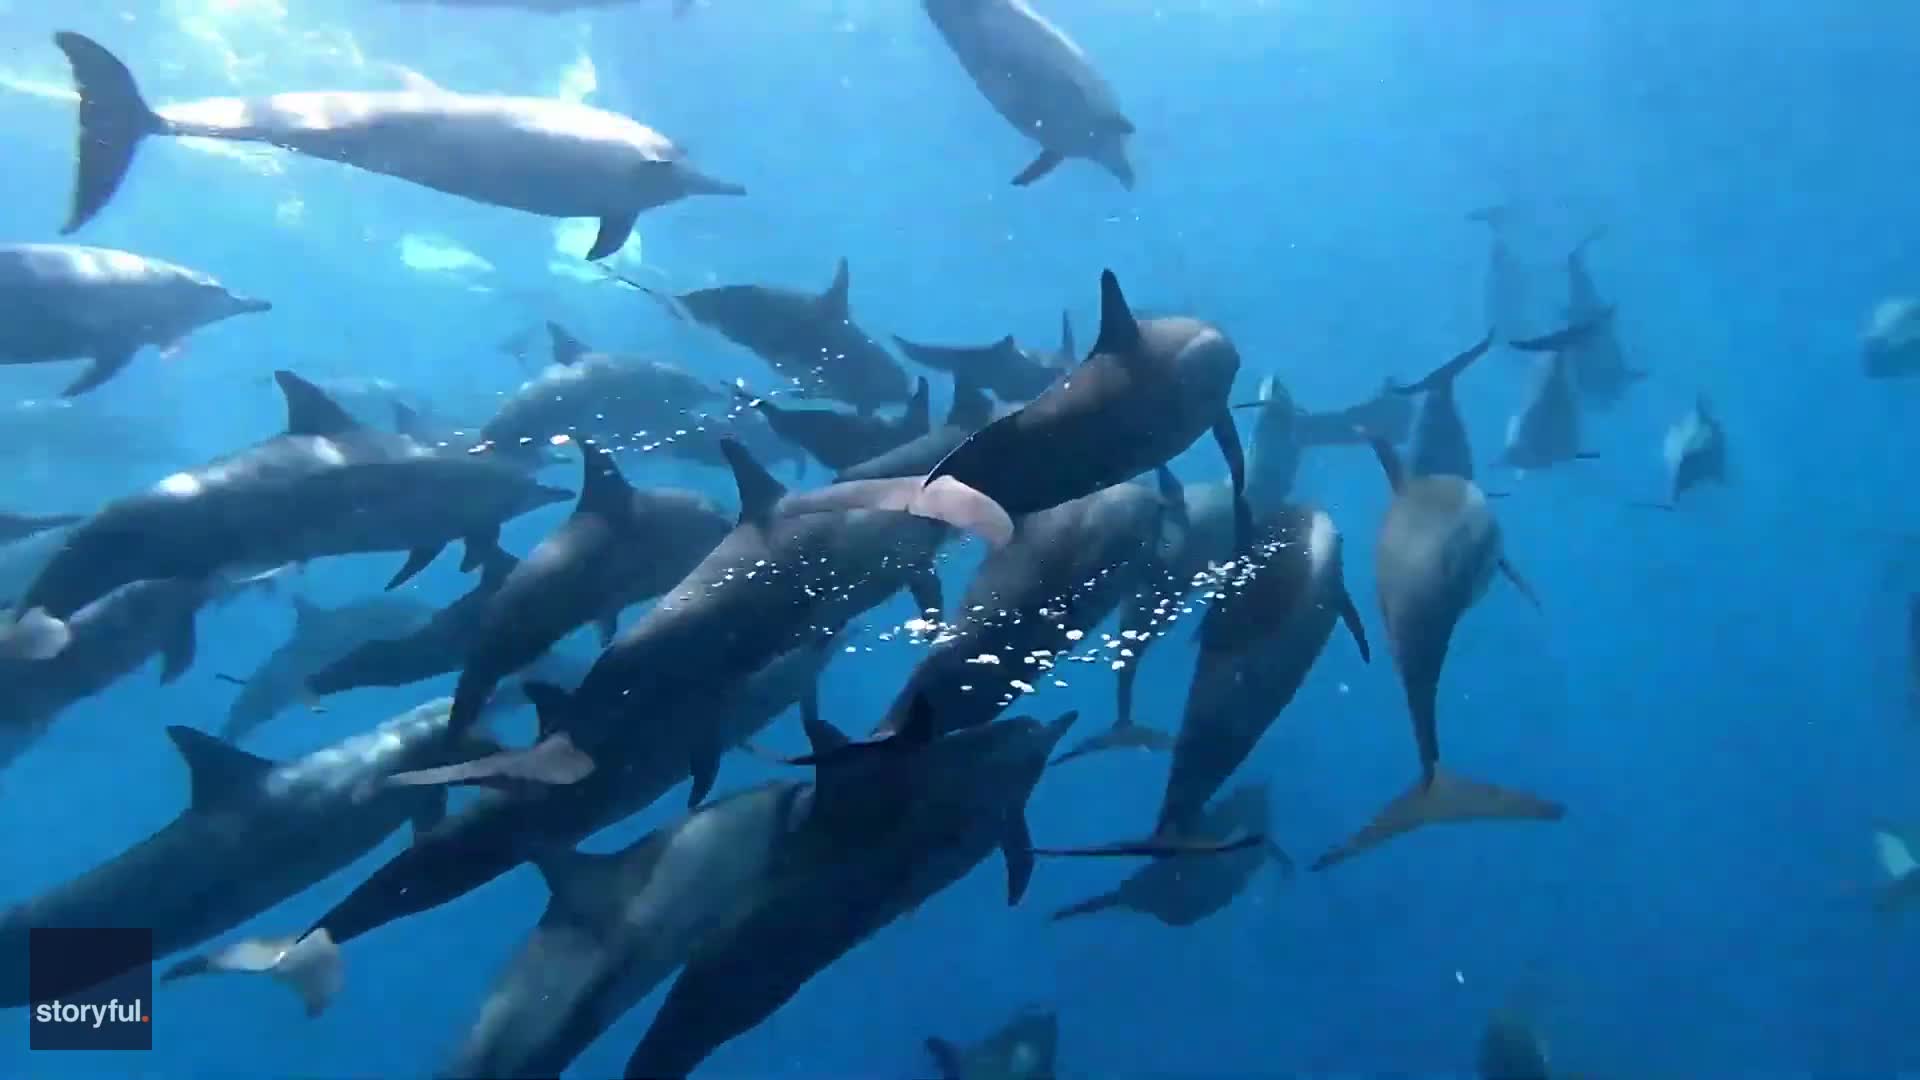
[
  {"x1": 233, "y1": 296, "x2": 273, "y2": 315},
  {"x1": 678, "y1": 165, "x2": 747, "y2": 198}
]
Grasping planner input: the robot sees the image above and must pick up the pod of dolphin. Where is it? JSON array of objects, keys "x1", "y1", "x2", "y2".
[{"x1": 0, "y1": 4, "x2": 1908, "y2": 1078}]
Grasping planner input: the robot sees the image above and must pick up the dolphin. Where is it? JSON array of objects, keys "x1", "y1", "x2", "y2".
[
  {"x1": 1470, "y1": 205, "x2": 1533, "y2": 345},
  {"x1": 925, "y1": 270, "x2": 1251, "y2": 555},
  {"x1": 1052, "y1": 782, "x2": 1287, "y2": 926},
  {"x1": 1241, "y1": 373, "x2": 1301, "y2": 508},
  {"x1": 1396, "y1": 333, "x2": 1495, "y2": 480},
  {"x1": 53, "y1": 32, "x2": 743, "y2": 259},
  {"x1": 1863, "y1": 297, "x2": 1920, "y2": 378},
  {"x1": 0, "y1": 579, "x2": 216, "y2": 774},
  {"x1": 15, "y1": 371, "x2": 571, "y2": 620},
  {"x1": 1498, "y1": 318, "x2": 1615, "y2": 471},
  {"x1": 891, "y1": 311, "x2": 1075, "y2": 403},
  {"x1": 642, "y1": 258, "x2": 911, "y2": 413},
  {"x1": 1311, "y1": 439, "x2": 1563, "y2": 871},
  {"x1": 1871, "y1": 823, "x2": 1920, "y2": 914},
  {"x1": 1637, "y1": 394, "x2": 1727, "y2": 510},
  {"x1": 215, "y1": 593, "x2": 434, "y2": 742},
  {"x1": 925, "y1": 1007, "x2": 1060, "y2": 1080},
  {"x1": 1147, "y1": 505, "x2": 1368, "y2": 835},
  {"x1": 305, "y1": 543, "x2": 521, "y2": 699},
  {"x1": 1561, "y1": 229, "x2": 1645, "y2": 406},
  {"x1": 1290, "y1": 379, "x2": 1415, "y2": 448},
  {"x1": 871, "y1": 474, "x2": 1178, "y2": 740},
  {"x1": 473, "y1": 322, "x2": 725, "y2": 461},
  {"x1": 0, "y1": 700, "x2": 469, "y2": 1010},
  {"x1": 654, "y1": 403, "x2": 811, "y2": 480},
  {"x1": 922, "y1": 0, "x2": 1135, "y2": 189},
  {"x1": 435, "y1": 779, "x2": 813, "y2": 1079},
  {"x1": 0, "y1": 512, "x2": 80, "y2": 545},
  {"x1": 1477, "y1": 1002, "x2": 1555, "y2": 1080},
  {"x1": 835, "y1": 374, "x2": 995, "y2": 482},
  {"x1": 734, "y1": 375, "x2": 930, "y2": 469},
  {"x1": 449, "y1": 441, "x2": 730, "y2": 730},
  {"x1": 0, "y1": 243, "x2": 269, "y2": 397}
]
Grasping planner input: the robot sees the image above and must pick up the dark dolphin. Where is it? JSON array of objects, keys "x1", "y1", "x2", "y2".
[
  {"x1": 216, "y1": 592, "x2": 432, "y2": 742},
  {"x1": 15, "y1": 371, "x2": 570, "y2": 620},
  {"x1": 1499, "y1": 318, "x2": 1614, "y2": 471},
  {"x1": 449, "y1": 441, "x2": 729, "y2": 730},
  {"x1": 1638, "y1": 394, "x2": 1727, "y2": 510},
  {"x1": 0, "y1": 243, "x2": 268, "y2": 396},
  {"x1": 1562, "y1": 229, "x2": 1646, "y2": 406},
  {"x1": 891, "y1": 311, "x2": 1075, "y2": 403},
  {"x1": 53, "y1": 32, "x2": 742, "y2": 258},
  {"x1": 644, "y1": 258, "x2": 911, "y2": 413},
  {"x1": 1, "y1": 699, "x2": 467, "y2": 1011},
  {"x1": 925, "y1": 270, "x2": 1251, "y2": 553},
  {"x1": 1311, "y1": 439, "x2": 1562, "y2": 871},
  {"x1": 305, "y1": 543, "x2": 520, "y2": 699},
  {"x1": 1396, "y1": 333, "x2": 1495, "y2": 480},
  {"x1": 1470, "y1": 205, "x2": 1532, "y2": 345},
  {"x1": 834, "y1": 374, "x2": 995, "y2": 482},
  {"x1": 922, "y1": 0, "x2": 1135, "y2": 189},
  {"x1": 735, "y1": 375, "x2": 930, "y2": 469},
  {"x1": 925, "y1": 1007, "x2": 1059, "y2": 1080}
]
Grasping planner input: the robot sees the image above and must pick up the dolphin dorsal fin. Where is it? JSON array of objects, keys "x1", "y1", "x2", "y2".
[
  {"x1": 274, "y1": 371, "x2": 360, "y2": 437},
  {"x1": 819, "y1": 258, "x2": 852, "y2": 320},
  {"x1": 167, "y1": 725, "x2": 274, "y2": 809},
  {"x1": 1090, "y1": 270, "x2": 1141, "y2": 359},
  {"x1": 575, "y1": 441, "x2": 634, "y2": 519},
  {"x1": 546, "y1": 322, "x2": 592, "y2": 366},
  {"x1": 720, "y1": 438, "x2": 786, "y2": 526},
  {"x1": 1059, "y1": 310, "x2": 1077, "y2": 361},
  {"x1": 395, "y1": 67, "x2": 442, "y2": 95}
]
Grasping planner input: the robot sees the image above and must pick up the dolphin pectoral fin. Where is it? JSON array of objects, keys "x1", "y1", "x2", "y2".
[
  {"x1": 596, "y1": 612, "x2": 619, "y2": 647},
  {"x1": 1002, "y1": 813, "x2": 1036, "y2": 904},
  {"x1": 385, "y1": 543, "x2": 447, "y2": 590},
  {"x1": 160, "y1": 929, "x2": 341, "y2": 1018},
  {"x1": 798, "y1": 685, "x2": 847, "y2": 756},
  {"x1": 906, "y1": 561, "x2": 942, "y2": 620},
  {"x1": 157, "y1": 612, "x2": 198, "y2": 683},
  {"x1": 1497, "y1": 557, "x2": 1542, "y2": 611},
  {"x1": 386, "y1": 733, "x2": 595, "y2": 790},
  {"x1": 61, "y1": 349, "x2": 136, "y2": 397},
  {"x1": 1335, "y1": 583, "x2": 1371, "y2": 663},
  {"x1": 1049, "y1": 888, "x2": 1125, "y2": 923},
  {"x1": 459, "y1": 529, "x2": 500, "y2": 573},
  {"x1": 409, "y1": 791, "x2": 447, "y2": 839},
  {"x1": 1310, "y1": 769, "x2": 1564, "y2": 872},
  {"x1": 906, "y1": 475, "x2": 1015, "y2": 549},
  {"x1": 687, "y1": 736, "x2": 721, "y2": 807},
  {"x1": 925, "y1": 1035, "x2": 966, "y2": 1080},
  {"x1": 587, "y1": 212, "x2": 637, "y2": 260},
  {"x1": 1011, "y1": 149, "x2": 1065, "y2": 186}
]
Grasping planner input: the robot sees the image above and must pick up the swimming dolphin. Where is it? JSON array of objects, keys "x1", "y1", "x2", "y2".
[
  {"x1": 0, "y1": 243, "x2": 269, "y2": 397},
  {"x1": 0, "y1": 700, "x2": 469, "y2": 1010},
  {"x1": 1241, "y1": 373, "x2": 1301, "y2": 507},
  {"x1": 925, "y1": 1007, "x2": 1060, "y2": 1080},
  {"x1": 53, "y1": 32, "x2": 743, "y2": 259},
  {"x1": 922, "y1": 0, "x2": 1136, "y2": 189},
  {"x1": 654, "y1": 402, "x2": 812, "y2": 480},
  {"x1": 642, "y1": 258, "x2": 912, "y2": 413},
  {"x1": 15, "y1": 371, "x2": 571, "y2": 620},
  {"x1": 1148, "y1": 505, "x2": 1368, "y2": 835},
  {"x1": 1396, "y1": 333, "x2": 1495, "y2": 480},
  {"x1": 1291, "y1": 379, "x2": 1415, "y2": 448},
  {"x1": 473, "y1": 322, "x2": 725, "y2": 460},
  {"x1": 891, "y1": 311, "x2": 1075, "y2": 403},
  {"x1": 1871, "y1": 823, "x2": 1920, "y2": 914},
  {"x1": 1311, "y1": 439, "x2": 1562, "y2": 871},
  {"x1": 305, "y1": 544, "x2": 521, "y2": 699},
  {"x1": 1498, "y1": 318, "x2": 1614, "y2": 471},
  {"x1": 870, "y1": 475, "x2": 1177, "y2": 740},
  {"x1": 215, "y1": 593, "x2": 434, "y2": 742},
  {"x1": 925, "y1": 270, "x2": 1250, "y2": 554},
  {"x1": 1561, "y1": 229, "x2": 1645, "y2": 406},
  {"x1": 1862, "y1": 297, "x2": 1920, "y2": 378},
  {"x1": 449, "y1": 442, "x2": 729, "y2": 731},
  {"x1": 1638, "y1": 394, "x2": 1727, "y2": 510},
  {"x1": 734, "y1": 375, "x2": 930, "y2": 469},
  {"x1": 835, "y1": 374, "x2": 996, "y2": 482},
  {"x1": 1470, "y1": 205, "x2": 1533, "y2": 345},
  {"x1": 0, "y1": 512, "x2": 81, "y2": 545},
  {"x1": 1052, "y1": 782, "x2": 1287, "y2": 926}
]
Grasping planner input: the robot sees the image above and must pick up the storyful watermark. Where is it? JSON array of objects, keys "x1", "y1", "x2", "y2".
[{"x1": 27, "y1": 927, "x2": 152, "y2": 1050}]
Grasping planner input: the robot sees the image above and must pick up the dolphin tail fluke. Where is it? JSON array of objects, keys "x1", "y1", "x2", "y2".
[
  {"x1": 60, "y1": 349, "x2": 136, "y2": 398},
  {"x1": 53, "y1": 32, "x2": 165, "y2": 233},
  {"x1": 1011, "y1": 149, "x2": 1065, "y2": 187},
  {"x1": 1310, "y1": 768, "x2": 1564, "y2": 872},
  {"x1": 1403, "y1": 333, "x2": 1497, "y2": 395},
  {"x1": 160, "y1": 929, "x2": 341, "y2": 1018},
  {"x1": 0, "y1": 607, "x2": 72, "y2": 661},
  {"x1": 385, "y1": 732, "x2": 594, "y2": 790},
  {"x1": 1048, "y1": 889, "x2": 1125, "y2": 923}
]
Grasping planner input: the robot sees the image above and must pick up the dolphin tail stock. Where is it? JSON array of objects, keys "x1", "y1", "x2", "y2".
[
  {"x1": 1309, "y1": 767, "x2": 1564, "y2": 872},
  {"x1": 52, "y1": 32, "x2": 167, "y2": 234},
  {"x1": 0, "y1": 607, "x2": 72, "y2": 661},
  {"x1": 385, "y1": 730, "x2": 595, "y2": 791},
  {"x1": 160, "y1": 930, "x2": 341, "y2": 1018},
  {"x1": 1401, "y1": 332, "x2": 1498, "y2": 395}
]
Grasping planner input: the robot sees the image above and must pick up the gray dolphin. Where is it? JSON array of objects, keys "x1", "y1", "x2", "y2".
[
  {"x1": 871, "y1": 474, "x2": 1177, "y2": 740},
  {"x1": 835, "y1": 374, "x2": 996, "y2": 482},
  {"x1": 305, "y1": 543, "x2": 520, "y2": 699},
  {"x1": 215, "y1": 592, "x2": 434, "y2": 742},
  {"x1": 15, "y1": 371, "x2": 571, "y2": 620},
  {"x1": 891, "y1": 311, "x2": 1075, "y2": 403},
  {"x1": 642, "y1": 258, "x2": 911, "y2": 413},
  {"x1": 0, "y1": 243, "x2": 268, "y2": 396},
  {"x1": 0, "y1": 699, "x2": 467, "y2": 1010},
  {"x1": 926, "y1": 1007, "x2": 1060, "y2": 1080},
  {"x1": 449, "y1": 441, "x2": 729, "y2": 731},
  {"x1": 922, "y1": 0, "x2": 1136, "y2": 189},
  {"x1": 1863, "y1": 297, "x2": 1920, "y2": 378},
  {"x1": 1871, "y1": 823, "x2": 1920, "y2": 914},
  {"x1": 1637, "y1": 394, "x2": 1727, "y2": 510},
  {"x1": 1311, "y1": 439, "x2": 1562, "y2": 871},
  {"x1": 1498, "y1": 318, "x2": 1614, "y2": 471},
  {"x1": 1052, "y1": 782, "x2": 1288, "y2": 926},
  {"x1": 474, "y1": 322, "x2": 725, "y2": 461},
  {"x1": 735, "y1": 375, "x2": 930, "y2": 469},
  {"x1": 1470, "y1": 205, "x2": 1533, "y2": 345},
  {"x1": 925, "y1": 270, "x2": 1251, "y2": 554},
  {"x1": 54, "y1": 32, "x2": 742, "y2": 258},
  {"x1": 1396, "y1": 333, "x2": 1495, "y2": 481},
  {"x1": 1562, "y1": 229, "x2": 1645, "y2": 406}
]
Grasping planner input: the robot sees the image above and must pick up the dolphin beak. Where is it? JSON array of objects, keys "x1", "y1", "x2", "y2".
[
  {"x1": 678, "y1": 164, "x2": 747, "y2": 198},
  {"x1": 235, "y1": 296, "x2": 273, "y2": 315}
]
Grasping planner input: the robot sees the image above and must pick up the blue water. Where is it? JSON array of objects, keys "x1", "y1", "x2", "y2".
[{"x1": 2, "y1": 1, "x2": 1918, "y2": 1075}]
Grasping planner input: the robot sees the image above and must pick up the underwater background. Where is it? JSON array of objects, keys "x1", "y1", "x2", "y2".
[{"x1": 1, "y1": 0, "x2": 1918, "y2": 1075}]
